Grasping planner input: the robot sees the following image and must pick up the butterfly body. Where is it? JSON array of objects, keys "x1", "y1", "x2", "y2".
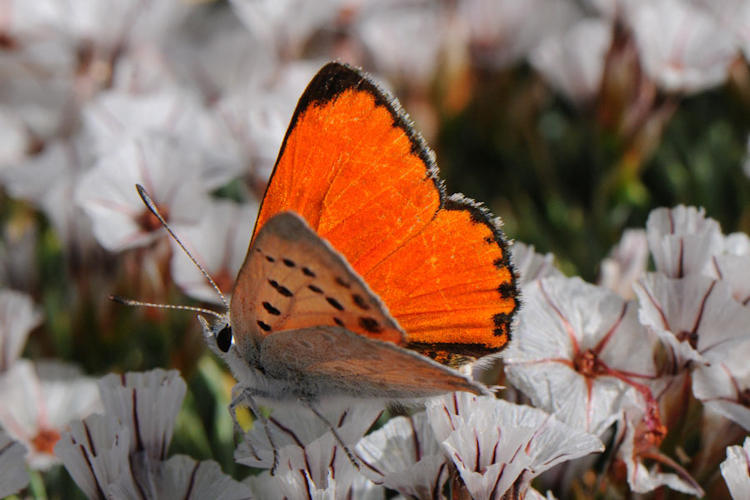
[{"x1": 198, "y1": 62, "x2": 519, "y2": 402}]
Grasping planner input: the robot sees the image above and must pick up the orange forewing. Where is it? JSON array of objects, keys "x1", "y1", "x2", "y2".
[{"x1": 253, "y1": 62, "x2": 518, "y2": 360}]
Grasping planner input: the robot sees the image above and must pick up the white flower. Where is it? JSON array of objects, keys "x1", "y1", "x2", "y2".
[
  {"x1": 249, "y1": 468, "x2": 382, "y2": 500},
  {"x1": 131, "y1": 454, "x2": 253, "y2": 500},
  {"x1": 426, "y1": 393, "x2": 602, "y2": 499},
  {"x1": 97, "y1": 369, "x2": 186, "y2": 459},
  {"x1": 0, "y1": 430, "x2": 29, "y2": 497},
  {"x1": 0, "y1": 289, "x2": 41, "y2": 371},
  {"x1": 11, "y1": 0, "x2": 190, "y2": 95},
  {"x1": 355, "y1": 0, "x2": 446, "y2": 85},
  {"x1": 0, "y1": 360, "x2": 101, "y2": 469},
  {"x1": 229, "y1": 0, "x2": 346, "y2": 56},
  {"x1": 694, "y1": 0, "x2": 750, "y2": 62},
  {"x1": 83, "y1": 88, "x2": 202, "y2": 156},
  {"x1": 692, "y1": 340, "x2": 750, "y2": 431},
  {"x1": 0, "y1": 136, "x2": 97, "y2": 248},
  {"x1": 212, "y1": 60, "x2": 319, "y2": 184},
  {"x1": 171, "y1": 200, "x2": 259, "y2": 304},
  {"x1": 57, "y1": 368, "x2": 247, "y2": 498},
  {"x1": 75, "y1": 134, "x2": 211, "y2": 251},
  {"x1": 625, "y1": 0, "x2": 738, "y2": 94},
  {"x1": 0, "y1": 38, "x2": 76, "y2": 153},
  {"x1": 167, "y1": 6, "x2": 275, "y2": 100},
  {"x1": 710, "y1": 233, "x2": 750, "y2": 305},
  {"x1": 234, "y1": 396, "x2": 384, "y2": 474},
  {"x1": 615, "y1": 405, "x2": 703, "y2": 495},
  {"x1": 510, "y1": 242, "x2": 563, "y2": 286},
  {"x1": 356, "y1": 412, "x2": 448, "y2": 498},
  {"x1": 235, "y1": 396, "x2": 385, "y2": 498},
  {"x1": 721, "y1": 436, "x2": 750, "y2": 499},
  {"x1": 8, "y1": 0, "x2": 190, "y2": 47},
  {"x1": 505, "y1": 276, "x2": 659, "y2": 436},
  {"x1": 722, "y1": 232, "x2": 750, "y2": 256},
  {"x1": 645, "y1": 206, "x2": 723, "y2": 278},
  {"x1": 530, "y1": 18, "x2": 613, "y2": 104},
  {"x1": 635, "y1": 273, "x2": 750, "y2": 369},
  {"x1": 54, "y1": 412, "x2": 141, "y2": 498},
  {"x1": 456, "y1": 0, "x2": 582, "y2": 69},
  {"x1": 599, "y1": 229, "x2": 649, "y2": 300},
  {"x1": 82, "y1": 88, "x2": 245, "y2": 189},
  {"x1": 244, "y1": 402, "x2": 386, "y2": 500}
]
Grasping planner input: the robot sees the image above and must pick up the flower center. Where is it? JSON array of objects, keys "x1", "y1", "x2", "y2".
[
  {"x1": 573, "y1": 349, "x2": 608, "y2": 378},
  {"x1": 676, "y1": 330, "x2": 698, "y2": 349},
  {"x1": 0, "y1": 32, "x2": 17, "y2": 50},
  {"x1": 31, "y1": 427, "x2": 61, "y2": 455},
  {"x1": 634, "y1": 405, "x2": 667, "y2": 453},
  {"x1": 137, "y1": 206, "x2": 169, "y2": 233}
]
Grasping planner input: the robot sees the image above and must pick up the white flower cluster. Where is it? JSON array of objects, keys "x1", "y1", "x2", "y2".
[
  {"x1": 0, "y1": 289, "x2": 101, "y2": 493},
  {"x1": 54, "y1": 369, "x2": 252, "y2": 499},
  {"x1": 228, "y1": 391, "x2": 602, "y2": 499},
  {"x1": 507, "y1": 205, "x2": 750, "y2": 497}
]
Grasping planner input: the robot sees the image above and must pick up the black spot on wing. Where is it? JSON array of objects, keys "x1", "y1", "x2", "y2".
[
  {"x1": 326, "y1": 297, "x2": 345, "y2": 311},
  {"x1": 266, "y1": 255, "x2": 276, "y2": 263},
  {"x1": 333, "y1": 317, "x2": 344, "y2": 327},
  {"x1": 302, "y1": 267, "x2": 316, "y2": 277},
  {"x1": 282, "y1": 258, "x2": 296, "y2": 267},
  {"x1": 359, "y1": 317, "x2": 382, "y2": 333},
  {"x1": 257, "y1": 321, "x2": 271, "y2": 332},
  {"x1": 269, "y1": 279, "x2": 293, "y2": 297},
  {"x1": 351, "y1": 293, "x2": 370, "y2": 310},
  {"x1": 309, "y1": 284, "x2": 323, "y2": 294},
  {"x1": 335, "y1": 277, "x2": 351, "y2": 288},
  {"x1": 262, "y1": 301, "x2": 281, "y2": 316}
]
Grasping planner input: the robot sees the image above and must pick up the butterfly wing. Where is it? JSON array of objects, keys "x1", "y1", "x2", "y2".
[
  {"x1": 253, "y1": 62, "x2": 519, "y2": 361},
  {"x1": 258, "y1": 325, "x2": 488, "y2": 398},
  {"x1": 230, "y1": 211, "x2": 406, "y2": 350}
]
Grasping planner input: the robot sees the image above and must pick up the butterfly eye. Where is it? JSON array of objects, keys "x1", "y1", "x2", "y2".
[{"x1": 216, "y1": 324, "x2": 233, "y2": 353}]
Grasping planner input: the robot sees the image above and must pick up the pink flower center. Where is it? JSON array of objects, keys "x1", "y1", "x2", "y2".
[
  {"x1": 137, "y1": 206, "x2": 169, "y2": 233},
  {"x1": 676, "y1": 330, "x2": 698, "y2": 349},
  {"x1": 0, "y1": 32, "x2": 17, "y2": 50},
  {"x1": 573, "y1": 349, "x2": 608, "y2": 378},
  {"x1": 31, "y1": 427, "x2": 61, "y2": 455}
]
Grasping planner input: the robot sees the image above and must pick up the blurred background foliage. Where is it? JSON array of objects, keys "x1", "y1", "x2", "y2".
[
  {"x1": 438, "y1": 65, "x2": 750, "y2": 281},
  {"x1": 2, "y1": 0, "x2": 750, "y2": 497}
]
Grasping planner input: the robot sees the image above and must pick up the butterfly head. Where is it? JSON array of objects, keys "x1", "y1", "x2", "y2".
[{"x1": 197, "y1": 314, "x2": 234, "y2": 355}]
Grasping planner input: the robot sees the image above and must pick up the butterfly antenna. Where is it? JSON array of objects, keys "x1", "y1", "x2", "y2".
[
  {"x1": 110, "y1": 295, "x2": 225, "y2": 320},
  {"x1": 135, "y1": 184, "x2": 230, "y2": 311}
]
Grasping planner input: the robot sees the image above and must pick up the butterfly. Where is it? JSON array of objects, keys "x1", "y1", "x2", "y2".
[{"x1": 135, "y1": 62, "x2": 519, "y2": 403}]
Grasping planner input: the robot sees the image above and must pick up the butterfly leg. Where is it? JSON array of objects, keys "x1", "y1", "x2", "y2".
[
  {"x1": 301, "y1": 399, "x2": 361, "y2": 471},
  {"x1": 230, "y1": 388, "x2": 280, "y2": 475}
]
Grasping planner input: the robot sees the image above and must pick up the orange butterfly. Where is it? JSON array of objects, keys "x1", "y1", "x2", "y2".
[
  {"x1": 136, "y1": 62, "x2": 518, "y2": 401},
  {"x1": 203, "y1": 62, "x2": 519, "y2": 401}
]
